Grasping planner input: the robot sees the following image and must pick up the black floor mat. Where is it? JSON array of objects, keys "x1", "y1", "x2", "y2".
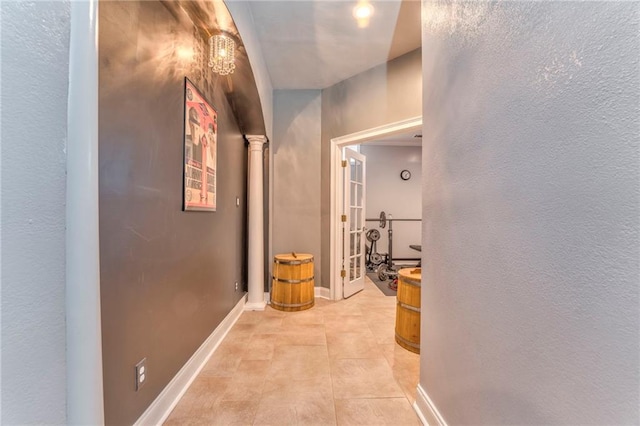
[{"x1": 366, "y1": 272, "x2": 397, "y2": 296}]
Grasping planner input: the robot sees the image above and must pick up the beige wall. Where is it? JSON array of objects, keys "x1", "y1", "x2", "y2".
[
  {"x1": 319, "y1": 48, "x2": 422, "y2": 287},
  {"x1": 272, "y1": 90, "x2": 322, "y2": 281}
]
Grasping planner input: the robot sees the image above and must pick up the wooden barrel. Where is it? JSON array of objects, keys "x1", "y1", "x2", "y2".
[
  {"x1": 395, "y1": 268, "x2": 421, "y2": 353},
  {"x1": 270, "y1": 253, "x2": 315, "y2": 312}
]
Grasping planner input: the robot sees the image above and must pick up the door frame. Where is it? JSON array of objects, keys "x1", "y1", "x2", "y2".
[{"x1": 329, "y1": 116, "x2": 422, "y2": 300}]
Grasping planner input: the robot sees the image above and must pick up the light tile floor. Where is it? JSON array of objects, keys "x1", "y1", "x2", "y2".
[{"x1": 165, "y1": 277, "x2": 420, "y2": 425}]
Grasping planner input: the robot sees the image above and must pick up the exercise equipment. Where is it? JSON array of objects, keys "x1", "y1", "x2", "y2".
[
  {"x1": 376, "y1": 213, "x2": 398, "y2": 282},
  {"x1": 379, "y1": 211, "x2": 387, "y2": 228},
  {"x1": 364, "y1": 212, "x2": 422, "y2": 284},
  {"x1": 365, "y1": 229, "x2": 383, "y2": 271}
]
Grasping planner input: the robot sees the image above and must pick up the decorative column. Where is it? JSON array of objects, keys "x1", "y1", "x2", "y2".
[{"x1": 245, "y1": 135, "x2": 268, "y2": 311}]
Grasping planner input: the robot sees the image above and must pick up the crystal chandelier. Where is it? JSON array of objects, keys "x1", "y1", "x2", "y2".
[{"x1": 208, "y1": 34, "x2": 236, "y2": 75}]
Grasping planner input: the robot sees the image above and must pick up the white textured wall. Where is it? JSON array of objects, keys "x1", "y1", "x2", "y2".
[
  {"x1": 420, "y1": 1, "x2": 639, "y2": 424},
  {"x1": 273, "y1": 90, "x2": 322, "y2": 281},
  {"x1": 0, "y1": 1, "x2": 70, "y2": 423},
  {"x1": 360, "y1": 145, "x2": 421, "y2": 260}
]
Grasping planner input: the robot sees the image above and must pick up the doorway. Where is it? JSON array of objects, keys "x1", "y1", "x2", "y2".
[{"x1": 330, "y1": 117, "x2": 422, "y2": 300}]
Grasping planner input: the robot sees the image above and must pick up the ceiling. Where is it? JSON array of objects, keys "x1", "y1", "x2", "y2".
[{"x1": 241, "y1": 0, "x2": 422, "y2": 89}]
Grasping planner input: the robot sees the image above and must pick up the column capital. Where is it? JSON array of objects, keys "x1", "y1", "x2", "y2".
[{"x1": 246, "y1": 134, "x2": 268, "y2": 150}]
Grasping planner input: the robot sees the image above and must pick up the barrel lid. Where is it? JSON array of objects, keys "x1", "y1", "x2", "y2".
[
  {"x1": 398, "y1": 268, "x2": 421, "y2": 281},
  {"x1": 275, "y1": 252, "x2": 313, "y2": 261}
]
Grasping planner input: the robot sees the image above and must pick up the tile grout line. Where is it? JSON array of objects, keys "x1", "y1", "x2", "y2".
[
  {"x1": 166, "y1": 279, "x2": 419, "y2": 425},
  {"x1": 326, "y1": 321, "x2": 340, "y2": 426}
]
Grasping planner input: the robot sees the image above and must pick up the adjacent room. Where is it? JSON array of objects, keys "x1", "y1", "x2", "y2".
[{"x1": 346, "y1": 134, "x2": 423, "y2": 297}]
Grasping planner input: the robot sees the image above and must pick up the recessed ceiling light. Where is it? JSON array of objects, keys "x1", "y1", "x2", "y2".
[
  {"x1": 353, "y1": 2, "x2": 374, "y2": 20},
  {"x1": 353, "y1": 1, "x2": 374, "y2": 28}
]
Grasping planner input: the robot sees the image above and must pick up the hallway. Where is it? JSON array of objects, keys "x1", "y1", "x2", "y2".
[{"x1": 164, "y1": 278, "x2": 420, "y2": 425}]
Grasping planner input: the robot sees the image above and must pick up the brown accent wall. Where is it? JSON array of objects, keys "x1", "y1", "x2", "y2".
[{"x1": 99, "y1": 2, "x2": 249, "y2": 424}]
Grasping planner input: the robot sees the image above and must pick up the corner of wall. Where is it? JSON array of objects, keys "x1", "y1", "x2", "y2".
[{"x1": 414, "y1": 384, "x2": 448, "y2": 426}]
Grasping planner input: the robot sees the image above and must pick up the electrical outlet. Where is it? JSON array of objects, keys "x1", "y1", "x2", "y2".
[
  {"x1": 235, "y1": 282, "x2": 239, "y2": 291},
  {"x1": 135, "y1": 358, "x2": 146, "y2": 391}
]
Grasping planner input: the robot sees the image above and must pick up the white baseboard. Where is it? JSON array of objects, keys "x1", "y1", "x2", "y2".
[
  {"x1": 414, "y1": 384, "x2": 448, "y2": 426},
  {"x1": 245, "y1": 292, "x2": 269, "y2": 311},
  {"x1": 315, "y1": 286, "x2": 331, "y2": 299},
  {"x1": 134, "y1": 294, "x2": 247, "y2": 426},
  {"x1": 244, "y1": 301, "x2": 266, "y2": 311}
]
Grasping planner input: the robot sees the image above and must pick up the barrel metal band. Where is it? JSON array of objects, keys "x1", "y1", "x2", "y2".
[
  {"x1": 274, "y1": 258, "x2": 314, "y2": 265},
  {"x1": 395, "y1": 333, "x2": 420, "y2": 349},
  {"x1": 400, "y1": 277, "x2": 421, "y2": 287},
  {"x1": 398, "y1": 301, "x2": 421, "y2": 313},
  {"x1": 270, "y1": 299, "x2": 314, "y2": 308},
  {"x1": 272, "y1": 276, "x2": 314, "y2": 284}
]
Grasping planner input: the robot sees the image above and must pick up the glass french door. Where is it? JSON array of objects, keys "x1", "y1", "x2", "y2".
[{"x1": 343, "y1": 148, "x2": 366, "y2": 298}]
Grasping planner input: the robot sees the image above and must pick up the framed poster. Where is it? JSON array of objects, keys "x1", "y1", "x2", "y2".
[{"x1": 183, "y1": 77, "x2": 217, "y2": 211}]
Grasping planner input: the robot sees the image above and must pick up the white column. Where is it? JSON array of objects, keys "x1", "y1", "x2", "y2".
[
  {"x1": 245, "y1": 135, "x2": 268, "y2": 310},
  {"x1": 66, "y1": 0, "x2": 104, "y2": 424}
]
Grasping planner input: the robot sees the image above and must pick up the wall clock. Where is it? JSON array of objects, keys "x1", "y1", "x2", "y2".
[{"x1": 400, "y1": 169, "x2": 411, "y2": 181}]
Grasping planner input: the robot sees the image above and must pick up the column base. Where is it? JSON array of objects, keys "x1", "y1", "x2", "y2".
[{"x1": 244, "y1": 301, "x2": 267, "y2": 311}]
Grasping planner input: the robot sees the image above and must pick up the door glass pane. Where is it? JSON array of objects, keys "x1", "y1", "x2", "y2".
[
  {"x1": 355, "y1": 256, "x2": 361, "y2": 279},
  {"x1": 356, "y1": 231, "x2": 362, "y2": 255},
  {"x1": 354, "y1": 160, "x2": 362, "y2": 182},
  {"x1": 353, "y1": 184, "x2": 359, "y2": 208},
  {"x1": 350, "y1": 182, "x2": 356, "y2": 206},
  {"x1": 350, "y1": 257, "x2": 355, "y2": 280},
  {"x1": 352, "y1": 207, "x2": 357, "y2": 230},
  {"x1": 351, "y1": 183, "x2": 356, "y2": 208},
  {"x1": 350, "y1": 233, "x2": 355, "y2": 256},
  {"x1": 350, "y1": 158, "x2": 360, "y2": 186}
]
